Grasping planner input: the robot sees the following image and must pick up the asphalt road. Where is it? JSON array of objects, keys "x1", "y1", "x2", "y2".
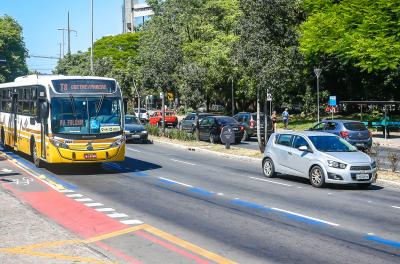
[
  {"x1": 7, "y1": 142, "x2": 400, "y2": 263},
  {"x1": 19, "y1": 141, "x2": 400, "y2": 263}
]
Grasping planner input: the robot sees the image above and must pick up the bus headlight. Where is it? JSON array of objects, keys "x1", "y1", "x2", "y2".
[
  {"x1": 109, "y1": 137, "x2": 125, "y2": 148},
  {"x1": 50, "y1": 138, "x2": 69, "y2": 149}
]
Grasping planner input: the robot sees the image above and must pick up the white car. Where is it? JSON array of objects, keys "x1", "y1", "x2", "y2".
[
  {"x1": 133, "y1": 108, "x2": 149, "y2": 122},
  {"x1": 262, "y1": 131, "x2": 377, "y2": 188}
]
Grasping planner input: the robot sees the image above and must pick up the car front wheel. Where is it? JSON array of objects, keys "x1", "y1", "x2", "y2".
[
  {"x1": 209, "y1": 133, "x2": 216, "y2": 144},
  {"x1": 262, "y1": 158, "x2": 276, "y2": 178},
  {"x1": 309, "y1": 165, "x2": 325, "y2": 188}
]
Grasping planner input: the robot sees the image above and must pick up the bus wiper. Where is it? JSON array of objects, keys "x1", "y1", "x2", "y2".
[
  {"x1": 94, "y1": 94, "x2": 106, "y2": 120},
  {"x1": 69, "y1": 94, "x2": 77, "y2": 119}
]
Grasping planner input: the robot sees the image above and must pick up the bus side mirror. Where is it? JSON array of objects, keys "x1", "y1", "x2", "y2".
[
  {"x1": 123, "y1": 98, "x2": 128, "y2": 115},
  {"x1": 37, "y1": 100, "x2": 49, "y2": 122},
  {"x1": 30, "y1": 117, "x2": 36, "y2": 125}
]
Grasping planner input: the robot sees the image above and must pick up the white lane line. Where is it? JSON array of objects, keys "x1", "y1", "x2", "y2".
[
  {"x1": 120, "y1": 219, "x2": 144, "y2": 225},
  {"x1": 217, "y1": 193, "x2": 224, "y2": 196},
  {"x1": 75, "y1": 198, "x2": 93, "y2": 202},
  {"x1": 66, "y1": 194, "x2": 83, "y2": 198},
  {"x1": 1, "y1": 168, "x2": 12, "y2": 173},
  {"x1": 108, "y1": 213, "x2": 129, "y2": 218},
  {"x1": 85, "y1": 203, "x2": 104, "y2": 207},
  {"x1": 391, "y1": 206, "x2": 400, "y2": 210},
  {"x1": 127, "y1": 147, "x2": 142, "y2": 153},
  {"x1": 271, "y1": 207, "x2": 340, "y2": 227},
  {"x1": 159, "y1": 177, "x2": 193, "y2": 188},
  {"x1": 96, "y1": 208, "x2": 115, "y2": 212},
  {"x1": 249, "y1": 176, "x2": 292, "y2": 187},
  {"x1": 59, "y1": 190, "x2": 75, "y2": 193},
  {"x1": 170, "y1": 159, "x2": 196, "y2": 166}
]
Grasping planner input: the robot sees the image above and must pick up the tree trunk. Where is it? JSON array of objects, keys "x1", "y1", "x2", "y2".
[{"x1": 256, "y1": 86, "x2": 264, "y2": 153}]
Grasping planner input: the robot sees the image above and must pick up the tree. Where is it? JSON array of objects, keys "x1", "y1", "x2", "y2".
[
  {"x1": 236, "y1": 0, "x2": 304, "y2": 151},
  {"x1": 0, "y1": 15, "x2": 28, "y2": 83}
]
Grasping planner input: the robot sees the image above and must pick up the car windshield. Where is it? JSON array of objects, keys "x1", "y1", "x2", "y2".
[
  {"x1": 125, "y1": 116, "x2": 140, "y2": 125},
  {"x1": 308, "y1": 136, "x2": 357, "y2": 152},
  {"x1": 51, "y1": 97, "x2": 122, "y2": 134},
  {"x1": 216, "y1": 117, "x2": 238, "y2": 125},
  {"x1": 343, "y1": 122, "x2": 367, "y2": 131},
  {"x1": 135, "y1": 109, "x2": 147, "y2": 113}
]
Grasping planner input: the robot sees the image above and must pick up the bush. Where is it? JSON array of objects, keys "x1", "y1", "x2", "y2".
[
  {"x1": 145, "y1": 125, "x2": 196, "y2": 141},
  {"x1": 363, "y1": 110, "x2": 383, "y2": 121},
  {"x1": 388, "y1": 151, "x2": 400, "y2": 172}
]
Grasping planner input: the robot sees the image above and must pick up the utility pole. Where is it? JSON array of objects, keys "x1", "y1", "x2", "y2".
[
  {"x1": 68, "y1": 11, "x2": 71, "y2": 54},
  {"x1": 58, "y1": 12, "x2": 77, "y2": 57},
  {"x1": 231, "y1": 78, "x2": 234, "y2": 116},
  {"x1": 314, "y1": 68, "x2": 322, "y2": 123},
  {"x1": 90, "y1": 0, "x2": 94, "y2": 74}
]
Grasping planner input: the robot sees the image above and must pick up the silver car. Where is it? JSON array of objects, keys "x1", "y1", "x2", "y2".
[{"x1": 262, "y1": 131, "x2": 377, "y2": 188}]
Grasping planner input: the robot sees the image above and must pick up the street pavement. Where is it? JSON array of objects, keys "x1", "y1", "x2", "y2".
[{"x1": 1, "y1": 141, "x2": 399, "y2": 263}]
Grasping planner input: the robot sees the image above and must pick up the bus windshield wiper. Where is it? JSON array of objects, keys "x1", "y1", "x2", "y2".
[
  {"x1": 69, "y1": 94, "x2": 77, "y2": 118},
  {"x1": 94, "y1": 94, "x2": 106, "y2": 120}
]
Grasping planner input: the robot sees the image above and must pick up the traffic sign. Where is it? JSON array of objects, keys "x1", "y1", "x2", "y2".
[
  {"x1": 329, "y1": 96, "x2": 336, "y2": 106},
  {"x1": 267, "y1": 93, "x2": 272, "y2": 101}
]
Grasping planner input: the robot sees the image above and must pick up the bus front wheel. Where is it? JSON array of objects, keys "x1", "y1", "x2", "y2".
[{"x1": 31, "y1": 141, "x2": 43, "y2": 168}]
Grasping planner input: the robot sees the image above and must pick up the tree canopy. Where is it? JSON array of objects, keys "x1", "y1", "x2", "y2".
[{"x1": 0, "y1": 15, "x2": 28, "y2": 83}]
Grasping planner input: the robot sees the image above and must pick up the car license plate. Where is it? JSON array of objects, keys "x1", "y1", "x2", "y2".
[
  {"x1": 356, "y1": 174, "x2": 369, "y2": 180},
  {"x1": 356, "y1": 143, "x2": 364, "y2": 147},
  {"x1": 132, "y1": 135, "x2": 140, "y2": 139},
  {"x1": 233, "y1": 128, "x2": 238, "y2": 131},
  {"x1": 84, "y1": 153, "x2": 97, "y2": 159}
]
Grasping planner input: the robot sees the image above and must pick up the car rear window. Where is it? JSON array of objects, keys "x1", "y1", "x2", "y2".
[
  {"x1": 343, "y1": 122, "x2": 367, "y2": 131},
  {"x1": 216, "y1": 117, "x2": 238, "y2": 125}
]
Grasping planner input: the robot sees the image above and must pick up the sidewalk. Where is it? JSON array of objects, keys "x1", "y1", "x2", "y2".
[{"x1": 371, "y1": 131, "x2": 400, "y2": 148}]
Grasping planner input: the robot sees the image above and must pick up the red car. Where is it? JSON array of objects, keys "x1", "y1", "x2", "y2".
[{"x1": 149, "y1": 111, "x2": 178, "y2": 128}]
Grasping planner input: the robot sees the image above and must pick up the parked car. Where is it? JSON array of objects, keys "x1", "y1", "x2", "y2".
[
  {"x1": 262, "y1": 131, "x2": 377, "y2": 188},
  {"x1": 133, "y1": 108, "x2": 149, "y2": 123},
  {"x1": 197, "y1": 116, "x2": 244, "y2": 144},
  {"x1": 149, "y1": 110, "x2": 178, "y2": 128},
  {"x1": 233, "y1": 112, "x2": 274, "y2": 141},
  {"x1": 179, "y1": 113, "x2": 214, "y2": 134},
  {"x1": 211, "y1": 104, "x2": 225, "y2": 113},
  {"x1": 308, "y1": 120, "x2": 372, "y2": 150},
  {"x1": 124, "y1": 115, "x2": 148, "y2": 143}
]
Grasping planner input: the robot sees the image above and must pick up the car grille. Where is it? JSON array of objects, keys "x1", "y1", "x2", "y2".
[{"x1": 350, "y1": 166, "x2": 371, "y2": 171}]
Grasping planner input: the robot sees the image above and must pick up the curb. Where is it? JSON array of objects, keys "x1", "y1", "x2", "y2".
[
  {"x1": 150, "y1": 137, "x2": 262, "y2": 163},
  {"x1": 376, "y1": 179, "x2": 400, "y2": 189}
]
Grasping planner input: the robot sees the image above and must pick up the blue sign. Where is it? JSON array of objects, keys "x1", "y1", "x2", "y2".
[{"x1": 329, "y1": 96, "x2": 337, "y2": 106}]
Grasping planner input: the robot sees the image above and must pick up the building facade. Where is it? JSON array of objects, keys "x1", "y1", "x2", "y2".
[{"x1": 122, "y1": 0, "x2": 154, "y2": 33}]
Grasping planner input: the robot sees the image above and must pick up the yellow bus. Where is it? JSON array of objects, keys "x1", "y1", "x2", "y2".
[{"x1": 0, "y1": 75, "x2": 125, "y2": 167}]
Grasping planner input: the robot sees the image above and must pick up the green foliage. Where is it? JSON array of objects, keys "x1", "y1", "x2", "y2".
[
  {"x1": 145, "y1": 125, "x2": 196, "y2": 141},
  {"x1": 0, "y1": 15, "x2": 28, "y2": 82},
  {"x1": 362, "y1": 110, "x2": 383, "y2": 121}
]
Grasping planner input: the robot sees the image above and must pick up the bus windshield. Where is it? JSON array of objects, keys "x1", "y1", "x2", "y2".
[{"x1": 51, "y1": 97, "x2": 122, "y2": 135}]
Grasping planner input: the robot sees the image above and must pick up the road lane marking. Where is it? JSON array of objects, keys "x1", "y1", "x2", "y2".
[
  {"x1": 170, "y1": 159, "x2": 196, "y2": 166},
  {"x1": 75, "y1": 198, "x2": 93, "y2": 202},
  {"x1": 1, "y1": 168, "x2": 12, "y2": 173},
  {"x1": 364, "y1": 234, "x2": 400, "y2": 248},
  {"x1": 107, "y1": 213, "x2": 129, "y2": 218},
  {"x1": 249, "y1": 176, "x2": 292, "y2": 187},
  {"x1": 127, "y1": 147, "x2": 142, "y2": 153},
  {"x1": 391, "y1": 206, "x2": 400, "y2": 210},
  {"x1": 66, "y1": 193, "x2": 83, "y2": 198},
  {"x1": 158, "y1": 177, "x2": 193, "y2": 187},
  {"x1": 85, "y1": 202, "x2": 104, "y2": 207},
  {"x1": 120, "y1": 219, "x2": 144, "y2": 225},
  {"x1": 96, "y1": 208, "x2": 115, "y2": 212},
  {"x1": 144, "y1": 225, "x2": 237, "y2": 264},
  {"x1": 271, "y1": 207, "x2": 340, "y2": 227},
  {"x1": 59, "y1": 189, "x2": 75, "y2": 193}
]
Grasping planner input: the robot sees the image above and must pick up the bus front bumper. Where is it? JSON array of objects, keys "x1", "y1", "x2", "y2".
[{"x1": 46, "y1": 144, "x2": 125, "y2": 163}]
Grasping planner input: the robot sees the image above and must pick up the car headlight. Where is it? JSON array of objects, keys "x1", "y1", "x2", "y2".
[
  {"x1": 50, "y1": 138, "x2": 69, "y2": 149},
  {"x1": 124, "y1": 130, "x2": 130, "y2": 134},
  {"x1": 327, "y1": 160, "x2": 347, "y2": 169},
  {"x1": 141, "y1": 130, "x2": 148, "y2": 134},
  {"x1": 109, "y1": 137, "x2": 125, "y2": 148},
  {"x1": 371, "y1": 160, "x2": 377, "y2": 169}
]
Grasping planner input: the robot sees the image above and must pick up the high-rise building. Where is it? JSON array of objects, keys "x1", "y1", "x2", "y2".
[{"x1": 122, "y1": 0, "x2": 154, "y2": 33}]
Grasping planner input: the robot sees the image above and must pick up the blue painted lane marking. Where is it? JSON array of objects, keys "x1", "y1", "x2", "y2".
[
  {"x1": 189, "y1": 187, "x2": 214, "y2": 196},
  {"x1": 133, "y1": 171, "x2": 149, "y2": 177},
  {"x1": 231, "y1": 199, "x2": 272, "y2": 212},
  {"x1": 274, "y1": 211, "x2": 326, "y2": 226},
  {"x1": 364, "y1": 234, "x2": 400, "y2": 248},
  {"x1": 158, "y1": 178, "x2": 177, "y2": 185},
  {"x1": 3, "y1": 151, "x2": 78, "y2": 190}
]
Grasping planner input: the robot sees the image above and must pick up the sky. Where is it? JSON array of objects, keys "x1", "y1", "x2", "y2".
[{"x1": 0, "y1": 0, "x2": 123, "y2": 74}]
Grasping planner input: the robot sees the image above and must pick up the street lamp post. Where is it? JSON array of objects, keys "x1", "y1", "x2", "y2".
[
  {"x1": 90, "y1": 0, "x2": 94, "y2": 74},
  {"x1": 231, "y1": 77, "x2": 234, "y2": 116},
  {"x1": 314, "y1": 68, "x2": 322, "y2": 123}
]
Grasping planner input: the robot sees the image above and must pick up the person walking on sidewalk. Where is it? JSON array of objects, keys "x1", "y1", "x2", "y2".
[
  {"x1": 381, "y1": 115, "x2": 391, "y2": 138},
  {"x1": 282, "y1": 108, "x2": 289, "y2": 130},
  {"x1": 271, "y1": 111, "x2": 277, "y2": 132}
]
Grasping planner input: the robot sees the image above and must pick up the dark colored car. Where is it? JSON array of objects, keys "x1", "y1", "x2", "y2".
[
  {"x1": 309, "y1": 120, "x2": 372, "y2": 149},
  {"x1": 124, "y1": 115, "x2": 148, "y2": 142},
  {"x1": 233, "y1": 112, "x2": 274, "y2": 141},
  {"x1": 179, "y1": 113, "x2": 214, "y2": 134},
  {"x1": 197, "y1": 116, "x2": 244, "y2": 144}
]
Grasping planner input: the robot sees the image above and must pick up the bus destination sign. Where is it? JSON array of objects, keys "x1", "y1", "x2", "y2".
[{"x1": 52, "y1": 79, "x2": 116, "y2": 94}]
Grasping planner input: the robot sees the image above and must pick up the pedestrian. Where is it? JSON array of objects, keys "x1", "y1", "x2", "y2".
[
  {"x1": 271, "y1": 111, "x2": 277, "y2": 132},
  {"x1": 282, "y1": 108, "x2": 289, "y2": 130},
  {"x1": 381, "y1": 114, "x2": 390, "y2": 138}
]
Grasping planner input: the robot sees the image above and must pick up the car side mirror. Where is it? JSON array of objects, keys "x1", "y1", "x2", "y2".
[
  {"x1": 30, "y1": 117, "x2": 36, "y2": 125},
  {"x1": 298, "y1": 145, "x2": 310, "y2": 152}
]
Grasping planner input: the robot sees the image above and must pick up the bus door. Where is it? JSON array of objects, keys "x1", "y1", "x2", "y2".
[{"x1": 11, "y1": 93, "x2": 18, "y2": 147}]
